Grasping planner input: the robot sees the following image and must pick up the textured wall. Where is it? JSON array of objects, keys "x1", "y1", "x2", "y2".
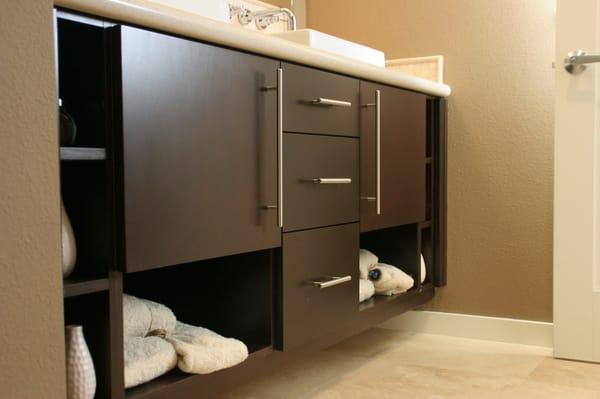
[
  {"x1": 308, "y1": 0, "x2": 555, "y2": 321},
  {"x1": 0, "y1": 1, "x2": 66, "y2": 398}
]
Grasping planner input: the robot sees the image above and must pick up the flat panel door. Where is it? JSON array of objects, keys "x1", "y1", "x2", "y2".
[
  {"x1": 118, "y1": 26, "x2": 281, "y2": 272},
  {"x1": 360, "y1": 82, "x2": 427, "y2": 232}
]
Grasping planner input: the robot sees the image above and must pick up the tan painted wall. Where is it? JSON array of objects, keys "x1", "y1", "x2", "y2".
[
  {"x1": 0, "y1": 1, "x2": 66, "y2": 398},
  {"x1": 308, "y1": 0, "x2": 556, "y2": 321}
]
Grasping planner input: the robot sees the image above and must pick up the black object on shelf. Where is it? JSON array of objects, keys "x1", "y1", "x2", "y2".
[
  {"x1": 60, "y1": 147, "x2": 106, "y2": 161},
  {"x1": 60, "y1": 101, "x2": 77, "y2": 146}
]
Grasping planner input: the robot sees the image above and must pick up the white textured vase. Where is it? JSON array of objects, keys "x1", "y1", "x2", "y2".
[
  {"x1": 66, "y1": 325, "x2": 96, "y2": 399},
  {"x1": 61, "y1": 200, "x2": 77, "y2": 278}
]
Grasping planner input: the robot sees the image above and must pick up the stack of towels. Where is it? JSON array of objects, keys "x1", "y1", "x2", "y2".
[
  {"x1": 359, "y1": 249, "x2": 427, "y2": 302},
  {"x1": 123, "y1": 294, "x2": 248, "y2": 388}
]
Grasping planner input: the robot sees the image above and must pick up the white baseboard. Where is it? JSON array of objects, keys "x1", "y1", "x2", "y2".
[{"x1": 379, "y1": 310, "x2": 553, "y2": 348}]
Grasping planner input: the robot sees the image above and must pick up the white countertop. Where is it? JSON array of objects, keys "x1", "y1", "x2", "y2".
[{"x1": 55, "y1": 0, "x2": 451, "y2": 97}]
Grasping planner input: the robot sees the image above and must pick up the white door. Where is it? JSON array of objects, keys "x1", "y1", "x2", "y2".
[{"x1": 554, "y1": 0, "x2": 600, "y2": 361}]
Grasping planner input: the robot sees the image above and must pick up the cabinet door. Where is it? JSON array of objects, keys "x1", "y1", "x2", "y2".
[
  {"x1": 118, "y1": 26, "x2": 281, "y2": 272},
  {"x1": 360, "y1": 82, "x2": 426, "y2": 232}
]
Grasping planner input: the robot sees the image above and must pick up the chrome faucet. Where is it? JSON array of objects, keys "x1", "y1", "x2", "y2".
[{"x1": 230, "y1": 4, "x2": 297, "y2": 31}]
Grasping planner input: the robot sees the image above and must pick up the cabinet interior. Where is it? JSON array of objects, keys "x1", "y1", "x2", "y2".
[
  {"x1": 61, "y1": 161, "x2": 111, "y2": 281},
  {"x1": 64, "y1": 292, "x2": 112, "y2": 399},
  {"x1": 57, "y1": 16, "x2": 108, "y2": 148},
  {"x1": 361, "y1": 223, "x2": 420, "y2": 285},
  {"x1": 124, "y1": 250, "x2": 274, "y2": 354}
]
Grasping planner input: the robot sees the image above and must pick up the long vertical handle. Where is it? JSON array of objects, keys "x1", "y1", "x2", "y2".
[
  {"x1": 277, "y1": 68, "x2": 284, "y2": 228},
  {"x1": 375, "y1": 89, "x2": 381, "y2": 215}
]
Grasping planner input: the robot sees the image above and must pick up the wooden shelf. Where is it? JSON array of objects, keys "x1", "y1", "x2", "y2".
[
  {"x1": 63, "y1": 277, "x2": 109, "y2": 298},
  {"x1": 60, "y1": 147, "x2": 106, "y2": 161},
  {"x1": 420, "y1": 220, "x2": 432, "y2": 229},
  {"x1": 126, "y1": 345, "x2": 273, "y2": 399},
  {"x1": 359, "y1": 284, "x2": 434, "y2": 313}
]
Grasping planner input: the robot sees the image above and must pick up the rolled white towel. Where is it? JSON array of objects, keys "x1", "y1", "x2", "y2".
[
  {"x1": 166, "y1": 321, "x2": 248, "y2": 374},
  {"x1": 359, "y1": 279, "x2": 375, "y2": 302},
  {"x1": 359, "y1": 249, "x2": 378, "y2": 280},
  {"x1": 368, "y1": 263, "x2": 415, "y2": 296},
  {"x1": 421, "y1": 254, "x2": 426, "y2": 283},
  {"x1": 124, "y1": 336, "x2": 178, "y2": 388},
  {"x1": 123, "y1": 294, "x2": 177, "y2": 337}
]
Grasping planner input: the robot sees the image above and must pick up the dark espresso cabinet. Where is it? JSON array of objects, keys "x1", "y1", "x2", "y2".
[
  {"x1": 57, "y1": 11, "x2": 447, "y2": 399},
  {"x1": 360, "y1": 82, "x2": 427, "y2": 232},
  {"x1": 116, "y1": 26, "x2": 281, "y2": 272}
]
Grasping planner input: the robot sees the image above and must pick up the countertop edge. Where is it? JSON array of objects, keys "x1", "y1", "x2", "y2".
[{"x1": 55, "y1": 0, "x2": 451, "y2": 97}]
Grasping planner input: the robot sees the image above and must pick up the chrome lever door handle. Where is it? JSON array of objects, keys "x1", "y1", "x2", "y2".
[
  {"x1": 311, "y1": 98, "x2": 352, "y2": 107},
  {"x1": 565, "y1": 50, "x2": 600, "y2": 74},
  {"x1": 309, "y1": 275, "x2": 352, "y2": 289}
]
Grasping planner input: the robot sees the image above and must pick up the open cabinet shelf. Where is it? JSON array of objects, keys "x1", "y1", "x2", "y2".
[
  {"x1": 359, "y1": 284, "x2": 434, "y2": 313},
  {"x1": 125, "y1": 346, "x2": 273, "y2": 399},
  {"x1": 60, "y1": 146, "x2": 106, "y2": 161},
  {"x1": 64, "y1": 277, "x2": 110, "y2": 298}
]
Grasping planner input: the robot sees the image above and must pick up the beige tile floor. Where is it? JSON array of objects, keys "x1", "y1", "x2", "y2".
[{"x1": 217, "y1": 328, "x2": 600, "y2": 399}]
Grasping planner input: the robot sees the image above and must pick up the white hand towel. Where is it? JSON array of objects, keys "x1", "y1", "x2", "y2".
[
  {"x1": 369, "y1": 263, "x2": 415, "y2": 296},
  {"x1": 359, "y1": 279, "x2": 375, "y2": 302},
  {"x1": 123, "y1": 294, "x2": 177, "y2": 337},
  {"x1": 359, "y1": 249, "x2": 379, "y2": 280},
  {"x1": 166, "y1": 321, "x2": 248, "y2": 374},
  {"x1": 124, "y1": 336, "x2": 178, "y2": 388}
]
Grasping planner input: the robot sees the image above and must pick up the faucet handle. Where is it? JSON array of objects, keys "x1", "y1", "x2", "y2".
[{"x1": 229, "y1": 3, "x2": 252, "y2": 25}]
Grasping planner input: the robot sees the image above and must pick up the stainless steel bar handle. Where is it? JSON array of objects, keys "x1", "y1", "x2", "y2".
[
  {"x1": 309, "y1": 275, "x2": 352, "y2": 289},
  {"x1": 375, "y1": 89, "x2": 381, "y2": 215},
  {"x1": 308, "y1": 178, "x2": 352, "y2": 184},
  {"x1": 565, "y1": 50, "x2": 600, "y2": 74},
  {"x1": 277, "y1": 68, "x2": 284, "y2": 228},
  {"x1": 311, "y1": 98, "x2": 352, "y2": 107}
]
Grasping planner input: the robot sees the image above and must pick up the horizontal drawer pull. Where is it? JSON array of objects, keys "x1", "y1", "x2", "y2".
[
  {"x1": 311, "y1": 98, "x2": 352, "y2": 107},
  {"x1": 304, "y1": 178, "x2": 352, "y2": 184},
  {"x1": 309, "y1": 275, "x2": 352, "y2": 289}
]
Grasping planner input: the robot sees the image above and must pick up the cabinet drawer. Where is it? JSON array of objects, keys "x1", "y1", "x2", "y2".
[
  {"x1": 283, "y1": 133, "x2": 359, "y2": 232},
  {"x1": 283, "y1": 63, "x2": 359, "y2": 137},
  {"x1": 280, "y1": 223, "x2": 359, "y2": 350}
]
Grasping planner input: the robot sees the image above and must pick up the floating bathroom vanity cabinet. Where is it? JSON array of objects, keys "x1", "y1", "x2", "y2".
[{"x1": 57, "y1": 8, "x2": 448, "y2": 399}]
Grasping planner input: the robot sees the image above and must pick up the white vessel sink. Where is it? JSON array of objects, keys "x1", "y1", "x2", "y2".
[{"x1": 270, "y1": 29, "x2": 385, "y2": 68}]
